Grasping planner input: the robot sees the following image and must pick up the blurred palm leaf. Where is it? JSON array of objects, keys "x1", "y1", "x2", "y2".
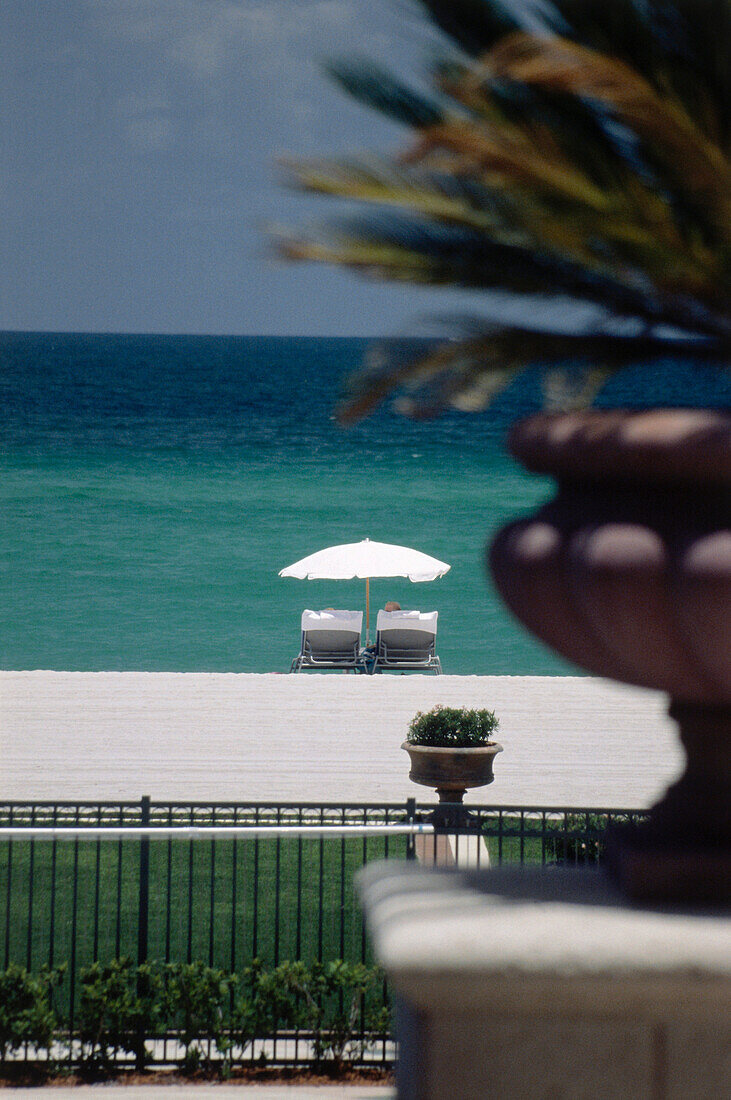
[
  {"x1": 337, "y1": 326, "x2": 720, "y2": 421},
  {"x1": 279, "y1": 0, "x2": 730, "y2": 418}
]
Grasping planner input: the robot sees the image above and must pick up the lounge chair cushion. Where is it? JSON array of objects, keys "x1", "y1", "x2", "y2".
[
  {"x1": 302, "y1": 609, "x2": 363, "y2": 634},
  {"x1": 376, "y1": 610, "x2": 437, "y2": 634}
]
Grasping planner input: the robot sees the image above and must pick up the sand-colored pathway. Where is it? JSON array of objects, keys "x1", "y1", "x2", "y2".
[{"x1": 0, "y1": 673, "x2": 682, "y2": 808}]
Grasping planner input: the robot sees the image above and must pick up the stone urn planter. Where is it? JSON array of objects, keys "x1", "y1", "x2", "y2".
[
  {"x1": 489, "y1": 408, "x2": 730, "y2": 903},
  {"x1": 402, "y1": 741, "x2": 503, "y2": 803},
  {"x1": 403, "y1": 705, "x2": 503, "y2": 804}
]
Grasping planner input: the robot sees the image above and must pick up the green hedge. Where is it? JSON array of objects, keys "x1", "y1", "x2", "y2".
[
  {"x1": 0, "y1": 958, "x2": 390, "y2": 1077},
  {"x1": 407, "y1": 704, "x2": 499, "y2": 747},
  {"x1": 0, "y1": 964, "x2": 65, "y2": 1063}
]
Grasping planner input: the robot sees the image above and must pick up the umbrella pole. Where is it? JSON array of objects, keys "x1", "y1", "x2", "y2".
[{"x1": 365, "y1": 577, "x2": 370, "y2": 644}]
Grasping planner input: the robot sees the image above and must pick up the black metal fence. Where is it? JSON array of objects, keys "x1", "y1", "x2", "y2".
[{"x1": 0, "y1": 798, "x2": 646, "y2": 1068}]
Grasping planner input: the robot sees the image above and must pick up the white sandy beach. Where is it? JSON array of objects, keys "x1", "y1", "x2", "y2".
[{"x1": 0, "y1": 672, "x2": 682, "y2": 808}]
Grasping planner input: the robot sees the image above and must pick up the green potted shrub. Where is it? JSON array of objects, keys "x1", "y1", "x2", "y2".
[{"x1": 403, "y1": 705, "x2": 502, "y2": 803}]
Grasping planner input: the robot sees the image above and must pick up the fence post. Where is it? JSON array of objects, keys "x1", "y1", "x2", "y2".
[
  {"x1": 136, "y1": 796, "x2": 151, "y2": 1071},
  {"x1": 405, "y1": 798, "x2": 416, "y2": 861},
  {"x1": 137, "y1": 796, "x2": 151, "y2": 965}
]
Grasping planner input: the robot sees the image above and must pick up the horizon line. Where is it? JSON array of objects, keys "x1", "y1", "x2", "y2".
[{"x1": 0, "y1": 327, "x2": 419, "y2": 340}]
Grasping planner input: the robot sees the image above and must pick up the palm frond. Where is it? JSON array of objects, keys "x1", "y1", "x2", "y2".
[
  {"x1": 278, "y1": 0, "x2": 730, "y2": 419},
  {"x1": 550, "y1": 0, "x2": 731, "y2": 143},
  {"x1": 280, "y1": 157, "x2": 519, "y2": 238},
  {"x1": 323, "y1": 60, "x2": 444, "y2": 128},
  {"x1": 284, "y1": 138, "x2": 722, "y2": 306},
  {"x1": 406, "y1": 117, "x2": 613, "y2": 211},
  {"x1": 429, "y1": 54, "x2": 728, "y2": 296},
  {"x1": 425, "y1": 0, "x2": 730, "y2": 143},
  {"x1": 280, "y1": 212, "x2": 727, "y2": 337},
  {"x1": 485, "y1": 33, "x2": 731, "y2": 236},
  {"x1": 338, "y1": 325, "x2": 724, "y2": 421},
  {"x1": 415, "y1": 0, "x2": 524, "y2": 55}
]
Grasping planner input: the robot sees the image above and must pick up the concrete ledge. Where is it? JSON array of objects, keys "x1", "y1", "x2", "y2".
[{"x1": 359, "y1": 864, "x2": 731, "y2": 1099}]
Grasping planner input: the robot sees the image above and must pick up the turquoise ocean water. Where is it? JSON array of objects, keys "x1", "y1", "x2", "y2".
[{"x1": 1, "y1": 332, "x2": 724, "y2": 675}]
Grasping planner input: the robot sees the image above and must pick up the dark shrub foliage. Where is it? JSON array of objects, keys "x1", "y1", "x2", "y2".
[
  {"x1": 163, "y1": 961, "x2": 236, "y2": 1073},
  {"x1": 78, "y1": 957, "x2": 164, "y2": 1071},
  {"x1": 544, "y1": 813, "x2": 607, "y2": 865},
  {"x1": 230, "y1": 958, "x2": 311, "y2": 1058},
  {"x1": 2, "y1": 958, "x2": 388, "y2": 1078},
  {"x1": 408, "y1": 704, "x2": 499, "y2": 747},
  {"x1": 0, "y1": 964, "x2": 64, "y2": 1064},
  {"x1": 305, "y1": 960, "x2": 390, "y2": 1071}
]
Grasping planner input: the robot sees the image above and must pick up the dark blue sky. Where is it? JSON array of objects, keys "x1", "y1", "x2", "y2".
[{"x1": 2, "y1": 0, "x2": 510, "y2": 336}]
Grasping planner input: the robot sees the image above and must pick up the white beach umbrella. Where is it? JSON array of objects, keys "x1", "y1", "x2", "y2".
[{"x1": 279, "y1": 538, "x2": 450, "y2": 641}]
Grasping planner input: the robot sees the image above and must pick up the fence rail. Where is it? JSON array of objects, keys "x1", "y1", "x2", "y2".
[
  {"x1": 0, "y1": 797, "x2": 648, "y2": 826},
  {"x1": 0, "y1": 823, "x2": 435, "y2": 841},
  {"x1": 0, "y1": 797, "x2": 647, "y2": 1069}
]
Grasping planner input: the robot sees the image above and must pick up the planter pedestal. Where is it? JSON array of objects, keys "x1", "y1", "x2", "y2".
[
  {"x1": 413, "y1": 802, "x2": 492, "y2": 868},
  {"x1": 489, "y1": 409, "x2": 731, "y2": 903},
  {"x1": 413, "y1": 827, "x2": 489, "y2": 868},
  {"x1": 607, "y1": 702, "x2": 731, "y2": 903}
]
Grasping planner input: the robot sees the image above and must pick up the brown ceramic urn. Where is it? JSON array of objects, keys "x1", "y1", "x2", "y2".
[
  {"x1": 489, "y1": 409, "x2": 731, "y2": 903},
  {"x1": 402, "y1": 741, "x2": 503, "y2": 803}
]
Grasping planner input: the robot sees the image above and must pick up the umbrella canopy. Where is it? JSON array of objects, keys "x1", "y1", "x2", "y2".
[
  {"x1": 279, "y1": 538, "x2": 450, "y2": 582},
  {"x1": 279, "y1": 538, "x2": 450, "y2": 642}
]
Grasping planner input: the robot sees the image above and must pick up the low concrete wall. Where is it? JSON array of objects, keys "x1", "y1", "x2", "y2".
[{"x1": 360, "y1": 863, "x2": 731, "y2": 1099}]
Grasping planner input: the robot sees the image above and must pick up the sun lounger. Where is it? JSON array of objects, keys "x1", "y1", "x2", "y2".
[
  {"x1": 371, "y1": 610, "x2": 442, "y2": 675},
  {"x1": 290, "y1": 609, "x2": 365, "y2": 673}
]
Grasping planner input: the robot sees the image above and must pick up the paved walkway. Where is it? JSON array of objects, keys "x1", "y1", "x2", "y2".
[{"x1": 1, "y1": 673, "x2": 681, "y2": 808}]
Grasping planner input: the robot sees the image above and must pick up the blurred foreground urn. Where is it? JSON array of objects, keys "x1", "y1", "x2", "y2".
[{"x1": 489, "y1": 409, "x2": 731, "y2": 903}]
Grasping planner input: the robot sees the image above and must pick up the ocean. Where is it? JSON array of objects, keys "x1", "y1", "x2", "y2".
[{"x1": 1, "y1": 331, "x2": 725, "y2": 675}]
